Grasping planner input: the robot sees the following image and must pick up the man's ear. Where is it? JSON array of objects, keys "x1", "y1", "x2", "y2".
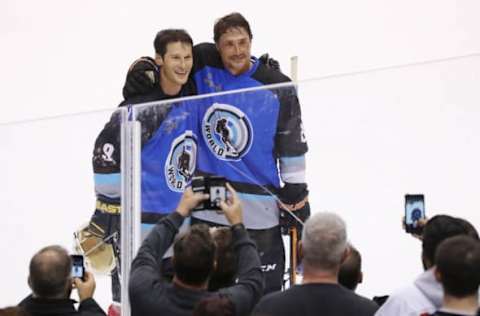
[
  {"x1": 155, "y1": 53, "x2": 163, "y2": 66},
  {"x1": 28, "y1": 275, "x2": 33, "y2": 291},
  {"x1": 358, "y1": 271, "x2": 363, "y2": 284}
]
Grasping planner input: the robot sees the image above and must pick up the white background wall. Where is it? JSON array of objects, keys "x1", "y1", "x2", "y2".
[{"x1": 1, "y1": 0, "x2": 480, "y2": 310}]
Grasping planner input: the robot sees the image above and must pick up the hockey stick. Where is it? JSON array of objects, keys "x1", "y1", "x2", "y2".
[
  {"x1": 289, "y1": 225, "x2": 298, "y2": 285},
  {"x1": 288, "y1": 56, "x2": 299, "y2": 287}
]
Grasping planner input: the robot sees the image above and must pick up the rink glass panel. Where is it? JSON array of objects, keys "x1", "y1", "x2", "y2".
[
  {"x1": 130, "y1": 55, "x2": 480, "y2": 299},
  {"x1": 0, "y1": 107, "x2": 125, "y2": 309},
  {"x1": 2, "y1": 54, "x2": 480, "y2": 310}
]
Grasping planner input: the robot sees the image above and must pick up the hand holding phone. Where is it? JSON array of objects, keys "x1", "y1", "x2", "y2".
[
  {"x1": 73, "y1": 271, "x2": 96, "y2": 302},
  {"x1": 192, "y1": 176, "x2": 227, "y2": 211},
  {"x1": 219, "y1": 182, "x2": 243, "y2": 226},
  {"x1": 404, "y1": 194, "x2": 426, "y2": 235},
  {"x1": 71, "y1": 254, "x2": 85, "y2": 280}
]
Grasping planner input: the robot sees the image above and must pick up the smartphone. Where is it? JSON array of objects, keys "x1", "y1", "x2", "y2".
[
  {"x1": 404, "y1": 194, "x2": 426, "y2": 234},
  {"x1": 71, "y1": 254, "x2": 85, "y2": 280},
  {"x1": 208, "y1": 177, "x2": 227, "y2": 210},
  {"x1": 192, "y1": 176, "x2": 227, "y2": 210}
]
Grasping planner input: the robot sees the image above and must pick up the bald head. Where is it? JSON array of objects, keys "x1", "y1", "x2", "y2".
[{"x1": 29, "y1": 245, "x2": 72, "y2": 299}]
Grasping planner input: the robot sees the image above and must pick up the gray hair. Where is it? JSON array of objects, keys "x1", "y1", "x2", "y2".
[{"x1": 302, "y1": 212, "x2": 347, "y2": 270}]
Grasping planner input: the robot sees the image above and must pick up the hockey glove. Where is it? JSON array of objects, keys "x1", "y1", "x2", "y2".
[
  {"x1": 88, "y1": 198, "x2": 121, "y2": 240},
  {"x1": 278, "y1": 183, "x2": 310, "y2": 236},
  {"x1": 259, "y1": 53, "x2": 281, "y2": 71},
  {"x1": 122, "y1": 56, "x2": 159, "y2": 99}
]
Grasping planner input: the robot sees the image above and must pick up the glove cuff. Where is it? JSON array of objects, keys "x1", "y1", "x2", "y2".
[
  {"x1": 280, "y1": 195, "x2": 308, "y2": 212},
  {"x1": 128, "y1": 56, "x2": 158, "y2": 72},
  {"x1": 279, "y1": 183, "x2": 308, "y2": 204}
]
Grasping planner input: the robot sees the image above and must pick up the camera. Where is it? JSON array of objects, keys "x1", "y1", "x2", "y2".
[
  {"x1": 70, "y1": 254, "x2": 85, "y2": 280},
  {"x1": 404, "y1": 194, "x2": 426, "y2": 234},
  {"x1": 191, "y1": 176, "x2": 227, "y2": 211}
]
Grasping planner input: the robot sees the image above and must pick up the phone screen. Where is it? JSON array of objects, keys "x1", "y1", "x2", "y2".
[
  {"x1": 405, "y1": 194, "x2": 425, "y2": 233},
  {"x1": 71, "y1": 255, "x2": 85, "y2": 279},
  {"x1": 210, "y1": 185, "x2": 226, "y2": 208}
]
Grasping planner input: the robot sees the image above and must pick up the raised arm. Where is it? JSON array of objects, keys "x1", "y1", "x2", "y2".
[{"x1": 219, "y1": 183, "x2": 265, "y2": 316}]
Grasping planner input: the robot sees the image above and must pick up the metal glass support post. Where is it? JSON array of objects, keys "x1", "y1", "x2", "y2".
[{"x1": 120, "y1": 107, "x2": 141, "y2": 316}]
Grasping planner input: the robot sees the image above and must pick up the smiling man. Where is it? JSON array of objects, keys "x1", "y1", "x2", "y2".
[
  {"x1": 191, "y1": 13, "x2": 310, "y2": 294},
  {"x1": 87, "y1": 29, "x2": 197, "y2": 314},
  {"x1": 155, "y1": 35, "x2": 193, "y2": 95},
  {"x1": 214, "y1": 22, "x2": 252, "y2": 75}
]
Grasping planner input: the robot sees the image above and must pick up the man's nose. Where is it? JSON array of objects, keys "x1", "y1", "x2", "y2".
[
  {"x1": 233, "y1": 43, "x2": 241, "y2": 55},
  {"x1": 179, "y1": 58, "x2": 186, "y2": 68}
]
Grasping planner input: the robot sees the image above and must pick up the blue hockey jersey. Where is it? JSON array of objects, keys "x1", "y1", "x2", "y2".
[{"x1": 190, "y1": 43, "x2": 308, "y2": 229}]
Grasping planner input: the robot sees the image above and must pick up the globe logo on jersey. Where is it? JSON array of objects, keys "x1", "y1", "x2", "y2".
[
  {"x1": 165, "y1": 131, "x2": 197, "y2": 192},
  {"x1": 202, "y1": 103, "x2": 253, "y2": 161}
]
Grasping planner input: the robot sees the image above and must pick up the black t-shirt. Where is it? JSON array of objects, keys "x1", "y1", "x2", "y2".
[{"x1": 252, "y1": 283, "x2": 378, "y2": 316}]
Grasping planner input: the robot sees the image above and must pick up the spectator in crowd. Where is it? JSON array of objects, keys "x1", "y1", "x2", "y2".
[
  {"x1": 338, "y1": 243, "x2": 363, "y2": 291},
  {"x1": 430, "y1": 235, "x2": 480, "y2": 316},
  {"x1": 0, "y1": 307, "x2": 29, "y2": 316},
  {"x1": 128, "y1": 183, "x2": 263, "y2": 316},
  {"x1": 251, "y1": 212, "x2": 379, "y2": 316},
  {"x1": 193, "y1": 295, "x2": 235, "y2": 316},
  {"x1": 18, "y1": 245, "x2": 106, "y2": 316},
  {"x1": 375, "y1": 215, "x2": 479, "y2": 316},
  {"x1": 209, "y1": 227, "x2": 238, "y2": 291}
]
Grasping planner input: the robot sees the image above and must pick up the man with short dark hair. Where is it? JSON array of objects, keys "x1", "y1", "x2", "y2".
[
  {"x1": 172, "y1": 224, "x2": 216, "y2": 286},
  {"x1": 209, "y1": 227, "x2": 237, "y2": 291},
  {"x1": 338, "y1": 243, "x2": 363, "y2": 291},
  {"x1": 375, "y1": 215, "x2": 480, "y2": 316},
  {"x1": 431, "y1": 235, "x2": 480, "y2": 316},
  {"x1": 251, "y1": 212, "x2": 378, "y2": 316},
  {"x1": 84, "y1": 29, "x2": 197, "y2": 312},
  {"x1": 122, "y1": 29, "x2": 195, "y2": 99},
  {"x1": 128, "y1": 183, "x2": 264, "y2": 316},
  {"x1": 19, "y1": 245, "x2": 105, "y2": 316}
]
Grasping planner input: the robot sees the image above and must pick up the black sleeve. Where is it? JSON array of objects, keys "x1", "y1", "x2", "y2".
[
  {"x1": 78, "y1": 298, "x2": 107, "y2": 316},
  {"x1": 90, "y1": 108, "x2": 124, "y2": 239},
  {"x1": 92, "y1": 98, "x2": 173, "y2": 175},
  {"x1": 129, "y1": 212, "x2": 185, "y2": 307},
  {"x1": 193, "y1": 42, "x2": 224, "y2": 73},
  {"x1": 219, "y1": 225, "x2": 264, "y2": 316},
  {"x1": 251, "y1": 64, "x2": 308, "y2": 158},
  {"x1": 92, "y1": 109, "x2": 123, "y2": 175},
  {"x1": 274, "y1": 85, "x2": 308, "y2": 157}
]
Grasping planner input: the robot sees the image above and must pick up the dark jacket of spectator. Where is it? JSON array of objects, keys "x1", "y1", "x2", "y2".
[
  {"x1": 19, "y1": 295, "x2": 105, "y2": 316},
  {"x1": 129, "y1": 212, "x2": 263, "y2": 316}
]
